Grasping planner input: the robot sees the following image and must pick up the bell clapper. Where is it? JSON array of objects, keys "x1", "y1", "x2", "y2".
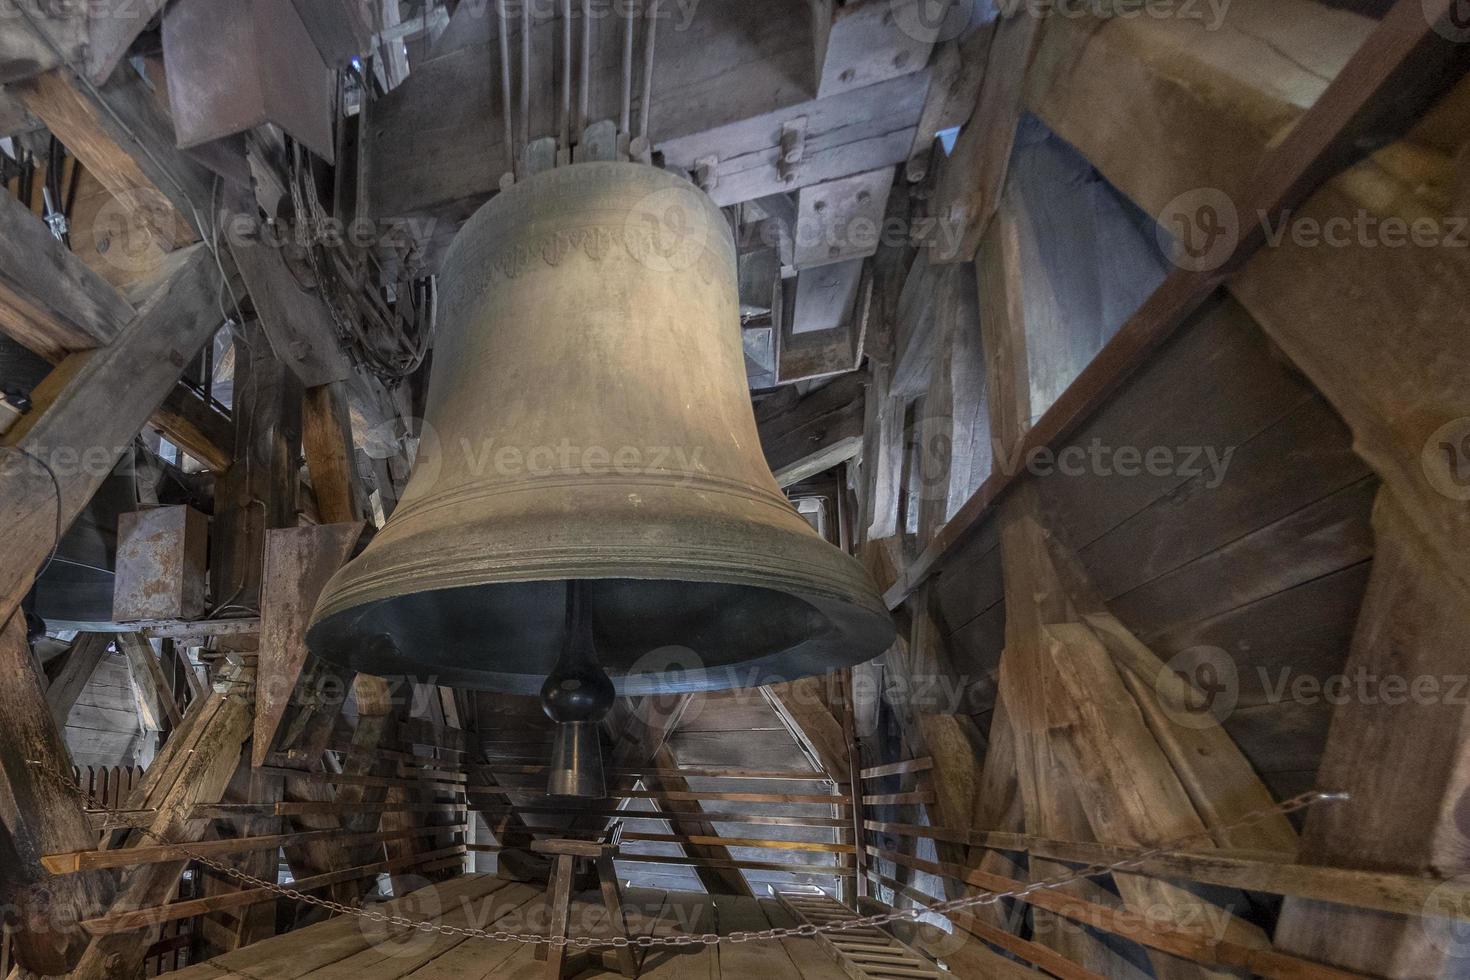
[{"x1": 541, "y1": 580, "x2": 616, "y2": 798}]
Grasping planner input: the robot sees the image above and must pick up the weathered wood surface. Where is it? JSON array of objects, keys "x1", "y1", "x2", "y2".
[
  {"x1": 0, "y1": 615, "x2": 115, "y2": 975},
  {"x1": 253, "y1": 522, "x2": 365, "y2": 767},
  {"x1": 0, "y1": 187, "x2": 132, "y2": 361},
  {"x1": 757, "y1": 371, "x2": 867, "y2": 487},
  {"x1": 67, "y1": 669, "x2": 255, "y2": 977}
]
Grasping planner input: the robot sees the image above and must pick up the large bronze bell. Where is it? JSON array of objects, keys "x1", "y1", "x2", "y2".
[{"x1": 306, "y1": 163, "x2": 894, "y2": 697}]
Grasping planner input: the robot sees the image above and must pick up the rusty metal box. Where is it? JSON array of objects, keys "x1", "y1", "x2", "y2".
[
  {"x1": 113, "y1": 506, "x2": 209, "y2": 623},
  {"x1": 162, "y1": 0, "x2": 336, "y2": 162}
]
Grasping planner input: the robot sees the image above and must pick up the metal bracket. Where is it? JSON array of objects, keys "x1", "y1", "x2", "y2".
[
  {"x1": 694, "y1": 155, "x2": 719, "y2": 193},
  {"x1": 778, "y1": 116, "x2": 808, "y2": 185}
]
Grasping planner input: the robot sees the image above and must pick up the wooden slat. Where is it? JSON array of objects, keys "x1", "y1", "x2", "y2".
[
  {"x1": 468, "y1": 787, "x2": 844, "y2": 806},
  {"x1": 621, "y1": 832, "x2": 855, "y2": 854},
  {"x1": 859, "y1": 758, "x2": 933, "y2": 780},
  {"x1": 469, "y1": 762, "x2": 833, "y2": 782},
  {"x1": 860, "y1": 791, "x2": 933, "y2": 807},
  {"x1": 41, "y1": 824, "x2": 450, "y2": 874},
  {"x1": 470, "y1": 804, "x2": 849, "y2": 829},
  {"x1": 79, "y1": 847, "x2": 467, "y2": 935},
  {"x1": 0, "y1": 188, "x2": 130, "y2": 360}
]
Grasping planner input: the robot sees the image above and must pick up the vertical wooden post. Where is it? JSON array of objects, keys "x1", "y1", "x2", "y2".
[
  {"x1": 840, "y1": 667, "x2": 867, "y2": 901},
  {"x1": 0, "y1": 613, "x2": 115, "y2": 975}
]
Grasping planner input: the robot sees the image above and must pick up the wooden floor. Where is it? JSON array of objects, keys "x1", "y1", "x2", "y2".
[{"x1": 168, "y1": 874, "x2": 866, "y2": 979}]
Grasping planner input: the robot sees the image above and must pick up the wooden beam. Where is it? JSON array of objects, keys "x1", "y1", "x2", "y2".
[
  {"x1": 762, "y1": 676, "x2": 853, "y2": 783},
  {"x1": 883, "y1": 0, "x2": 1470, "y2": 609},
  {"x1": 67, "y1": 670, "x2": 256, "y2": 978},
  {"x1": 1008, "y1": 4, "x2": 1470, "y2": 972},
  {"x1": 43, "y1": 632, "x2": 111, "y2": 728},
  {"x1": 153, "y1": 383, "x2": 233, "y2": 473},
  {"x1": 758, "y1": 370, "x2": 867, "y2": 487},
  {"x1": 622, "y1": 833, "x2": 853, "y2": 853},
  {"x1": 209, "y1": 318, "x2": 303, "y2": 613},
  {"x1": 0, "y1": 185, "x2": 234, "y2": 473},
  {"x1": 0, "y1": 189, "x2": 132, "y2": 361},
  {"x1": 224, "y1": 190, "x2": 353, "y2": 388},
  {"x1": 0, "y1": 615, "x2": 115, "y2": 975},
  {"x1": 469, "y1": 805, "x2": 848, "y2": 830},
  {"x1": 1273, "y1": 496, "x2": 1470, "y2": 975},
  {"x1": 18, "y1": 63, "x2": 211, "y2": 249},
  {"x1": 117, "y1": 632, "x2": 182, "y2": 731},
  {"x1": 253, "y1": 522, "x2": 365, "y2": 767},
  {"x1": 79, "y1": 847, "x2": 467, "y2": 935},
  {"x1": 42, "y1": 817, "x2": 450, "y2": 874},
  {"x1": 0, "y1": 243, "x2": 232, "y2": 629},
  {"x1": 927, "y1": 8, "x2": 1043, "y2": 263},
  {"x1": 302, "y1": 381, "x2": 365, "y2": 525}
]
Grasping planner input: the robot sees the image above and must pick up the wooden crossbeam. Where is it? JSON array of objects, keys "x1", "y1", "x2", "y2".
[
  {"x1": 0, "y1": 243, "x2": 233, "y2": 628},
  {"x1": 469, "y1": 805, "x2": 849, "y2": 830},
  {"x1": 859, "y1": 758, "x2": 933, "y2": 780},
  {"x1": 467, "y1": 787, "x2": 847, "y2": 806},
  {"x1": 79, "y1": 847, "x2": 468, "y2": 935},
  {"x1": 41, "y1": 824, "x2": 452, "y2": 874},
  {"x1": 621, "y1": 833, "x2": 854, "y2": 853},
  {"x1": 468, "y1": 762, "x2": 836, "y2": 782}
]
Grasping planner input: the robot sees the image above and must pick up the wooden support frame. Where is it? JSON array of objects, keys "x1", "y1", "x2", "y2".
[
  {"x1": 883, "y1": 0, "x2": 1470, "y2": 610},
  {"x1": 0, "y1": 243, "x2": 234, "y2": 627}
]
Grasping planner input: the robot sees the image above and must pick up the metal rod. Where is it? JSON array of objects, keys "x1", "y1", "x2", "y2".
[
  {"x1": 520, "y1": 0, "x2": 532, "y2": 153},
  {"x1": 620, "y1": 0, "x2": 634, "y2": 136},
  {"x1": 560, "y1": 0, "x2": 572, "y2": 154},
  {"x1": 638, "y1": 0, "x2": 659, "y2": 143},
  {"x1": 355, "y1": 58, "x2": 373, "y2": 225},
  {"x1": 579, "y1": 0, "x2": 591, "y2": 134},
  {"x1": 496, "y1": 0, "x2": 515, "y2": 171}
]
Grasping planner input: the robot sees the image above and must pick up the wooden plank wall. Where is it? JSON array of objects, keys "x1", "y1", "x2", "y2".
[{"x1": 919, "y1": 120, "x2": 1376, "y2": 803}]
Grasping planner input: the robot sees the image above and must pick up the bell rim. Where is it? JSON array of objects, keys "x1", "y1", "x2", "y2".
[{"x1": 306, "y1": 573, "x2": 895, "y2": 695}]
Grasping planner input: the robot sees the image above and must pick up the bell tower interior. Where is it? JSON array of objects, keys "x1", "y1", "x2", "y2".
[{"x1": 0, "y1": 1, "x2": 1466, "y2": 978}]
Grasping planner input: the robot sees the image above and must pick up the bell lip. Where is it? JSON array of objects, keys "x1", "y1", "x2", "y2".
[{"x1": 305, "y1": 573, "x2": 896, "y2": 696}]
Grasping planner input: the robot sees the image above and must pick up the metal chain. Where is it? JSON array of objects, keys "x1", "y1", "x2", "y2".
[{"x1": 29, "y1": 754, "x2": 1345, "y2": 949}]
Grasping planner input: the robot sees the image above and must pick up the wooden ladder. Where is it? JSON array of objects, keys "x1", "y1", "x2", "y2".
[{"x1": 775, "y1": 889, "x2": 942, "y2": 980}]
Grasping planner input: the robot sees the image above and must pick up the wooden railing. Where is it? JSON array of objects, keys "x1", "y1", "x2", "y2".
[{"x1": 857, "y1": 756, "x2": 1470, "y2": 980}]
